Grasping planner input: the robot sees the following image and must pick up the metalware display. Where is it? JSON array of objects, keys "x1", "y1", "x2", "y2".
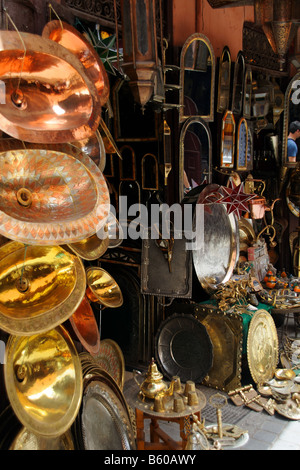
[
  {"x1": 0, "y1": 147, "x2": 110, "y2": 245},
  {"x1": 0, "y1": 31, "x2": 101, "y2": 143},
  {"x1": 85, "y1": 267, "x2": 123, "y2": 308},
  {"x1": 69, "y1": 295, "x2": 100, "y2": 357},
  {"x1": 155, "y1": 313, "x2": 213, "y2": 383},
  {"x1": 0, "y1": 241, "x2": 86, "y2": 335},
  {"x1": 42, "y1": 20, "x2": 110, "y2": 107},
  {"x1": 95, "y1": 339, "x2": 125, "y2": 390},
  {"x1": 4, "y1": 326, "x2": 83, "y2": 437},
  {"x1": 247, "y1": 309, "x2": 279, "y2": 385}
]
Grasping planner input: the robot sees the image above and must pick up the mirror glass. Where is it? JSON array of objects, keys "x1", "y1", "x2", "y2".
[
  {"x1": 179, "y1": 33, "x2": 215, "y2": 123},
  {"x1": 282, "y1": 71, "x2": 300, "y2": 167},
  {"x1": 236, "y1": 117, "x2": 248, "y2": 171},
  {"x1": 220, "y1": 110, "x2": 235, "y2": 169},
  {"x1": 232, "y1": 51, "x2": 245, "y2": 115},
  {"x1": 217, "y1": 46, "x2": 231, "y2": 114},
  {"x1": 179, "y1": 117, "x2": 212, "y2": 201},
  {"x1": 243, "y1": 67, "x2": 252, "y2": 119}
]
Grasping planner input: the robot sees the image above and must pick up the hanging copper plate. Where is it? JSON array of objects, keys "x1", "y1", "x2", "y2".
[
  {"x1": 42, "y1": 20, "x2": 110, "y2": 107},
  {"x1": 247, "y1": 309, "x2": 279, "y2": 385},
  {"x1": 69, "y1": 295, "x2": 100, "y2": 357},
  {"x1": 0, "y1": 241, "x2": 86, "y2": 335},
  {"x1": 0, "y1": 147, "x2": 110, "y2": 245},
  {"x1": 0, "y1": 31, "x2": 101, "y2": 143},
  {"x1": 4, "y1": 326, "x2": 83, "y2": 438},
  {"x1": 85, "y1": 267, "x2": 123, "y2": 308}
]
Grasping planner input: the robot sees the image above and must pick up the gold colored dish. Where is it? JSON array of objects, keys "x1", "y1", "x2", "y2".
[
  {"x1": 68, "y1": 229, "x2": 109, "y2": 261},
  {"x1": 0, "y1": 241, "x2": 86, "y2": 335},
  {"x1": 275, "y1": 368, "x2": 296, "y2": 381},
  {"x1": 4, "y1": 326, "x2": 83, "y2": 438},
  {"x1": 0, "y1": 31, "x2": 101, "y2": 143},
  {"x1": 9, "y1": 427, "x2": 75, "y2": 450},
  {"x1": 86, "y1": 267, "x2": 123, "y2": 308}
]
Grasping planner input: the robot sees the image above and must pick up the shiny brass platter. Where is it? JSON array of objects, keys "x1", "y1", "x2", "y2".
[
  {"x1": 0, "y1": 147, "x2": 110, "y2": 245},
  {"x1": 9, "y1": 427, "x2": 75, "y2": 450},
  {"x1": 0, "y1": 241, "x2": 86, "y2": 335},
  {"x1": 0, "y1": 31, "x2": 101, "y2": 143},
  {"x1": 4, "y1": 326, "x2": 83, "y2": 438},
  {"x1": 247, "y1": 309, "x2": 279, "y2": 385},
  {"x1": 42, "y1": 20, "x2": 110, "y2": 107},
  {"x1": 85, "y1": 267, "x2": 123, "y2": 308},
  {"x1": 67, "y1": 230, "x2": 109, "y2": 261},
  {"x1": 69, "y1": 295, "x2": 100, "y2": 357}
]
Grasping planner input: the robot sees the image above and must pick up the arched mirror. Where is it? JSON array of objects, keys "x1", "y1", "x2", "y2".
[
  {"x1": 179, "y1": 117, "x2": 212, "y2": 201},
  {"x1": 243, "y1": 67, "x2": 253, "y2": 119},
  {"x1": 179, "y1": 33, "x2": 215, "y2": 123},
  {"x1": 282, "y1": 71, "x2": 300, "y2": 167},
  {"x1": 236, "y1": 117, "x2": 248, "y2": 171},
  {"x1": 232, "y1": 51, "x2": 245, "y2": 115},
  {"x1": 217, "y1": 46, "x2": 231, "y2": 114},
  {"x1": 247, "y1": 124, "x2": 254, "y2": 171},
  {"x1": 220, "y1": 110, "x2": 236, "y2": 169}
]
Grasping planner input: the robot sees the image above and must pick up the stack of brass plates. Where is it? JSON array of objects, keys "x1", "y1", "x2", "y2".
[
  {"x1": 4, "y1": 326, "x2": 83, "y2": 438},
  {"x1": 0, "y1": 241, "x2": 86, "y2": 335},
  {"x1": 94, "y1": 339, "x2": 125, "y2": 390}
]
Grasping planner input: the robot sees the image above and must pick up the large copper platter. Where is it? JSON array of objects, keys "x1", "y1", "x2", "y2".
[
  {"x1": 0, "y1": 31, "x2": 101, "y2": 143},
  {"x1": 0, "y1": 241, "x2": 86, "y2": 335},
  {"x1": 42, "y1": 21, "x2": 110, "y2": 107},
  {"x1": 0, "y1": 147, "x2": 110, "y2": 245},
  {"x1": 69, "y1": 296, "x2": 100, "y2": 357},
  {"x1": 4, "y1": 326, "x2": 83, "y2": 438}
]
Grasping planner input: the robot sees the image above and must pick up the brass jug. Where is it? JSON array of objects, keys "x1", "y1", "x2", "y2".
[{"x1": 133, "y1": 358, "x2": 169, "y2": 400}]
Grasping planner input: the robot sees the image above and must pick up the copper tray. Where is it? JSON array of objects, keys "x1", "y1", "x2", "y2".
[{"x1": 155, "y1": 313, "x2": 213, "y2": 383}]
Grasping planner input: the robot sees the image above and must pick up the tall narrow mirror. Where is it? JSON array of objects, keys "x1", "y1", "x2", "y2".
[
  {"x1": 179, "y1": 117, "x2": 212, "y2": 201},
  {"x1": 217, "y1": 46, "x2": 231, "y2": 114},
  {"x1": 220, "y1": 110, "x2": 236, "y2": 169},
  {"x1": 282, "y1": 71, "x2": 300, "y2": 167},
  {"x1": 236, "y1": 117, "x2": 248, "y2": 171},
  {"x1": 179, "y1": 33, "x2": 215, "y2": 123},
  {"x1": 232, "y1": 51, "x2": 245, "y2": 115},
  {"x1": 243, "y1": 67, "x2": 253, "y2": 119}
]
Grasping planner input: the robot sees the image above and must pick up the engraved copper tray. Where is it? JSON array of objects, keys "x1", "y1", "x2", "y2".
[
  {"x1": 0, "y1": 147, "x2": 110, "y2": 245},
  {"x1": 0, "y1": 31, "x2": 101, "y2": 143},
  {"x1": 155, "y1": 313, "x2": 213, "y2": 383}
]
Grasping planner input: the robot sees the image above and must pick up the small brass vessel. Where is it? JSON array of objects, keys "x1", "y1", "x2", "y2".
[{"x1": 134, "y1": 358, "x2": 170, "y2": 400}]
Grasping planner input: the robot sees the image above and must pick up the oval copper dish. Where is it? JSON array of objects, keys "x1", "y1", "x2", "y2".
[
  {"x1": 0, "y1": 147, "x2": 110, "y2": 245},
  {"x1": 42, "y1": 20, "x2": 110, "y2": 107},
  {"x1": 69, "y1": 296, "x2": 100, "y2": 357},
  {"x1": 4, "y1": 326, "x2": 83, "y2": 438},
  {"x1": 0, "y1": 241, "x2": 86, "y2": 335},
  {"x1": 86, "y1": 267, "x2": 123, "y2": 308},
  {"x1": 95, "y1": 339, "x2": 125, "y2": 389},
  {"x1": 0, "y1": 31, "x2": 101, "y2": 143}
]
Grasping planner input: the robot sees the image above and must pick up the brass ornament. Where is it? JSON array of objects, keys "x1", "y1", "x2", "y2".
[
  {"x1": 247, "y1": 309, "x2": 279, "y2": 385},
  {"x1": 85, "y1": 267, "x2": 123, "y2": 308},
  {"x1": 0, "y1": 241, "x2": 86, "y2": 335},
  {"x1": 4, "y1": 326, "x2": 83, "y2": 438}
]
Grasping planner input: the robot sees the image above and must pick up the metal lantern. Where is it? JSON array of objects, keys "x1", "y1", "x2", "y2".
[{"x1": 120, "y1": 0, "x2": 158, "y2": 108}]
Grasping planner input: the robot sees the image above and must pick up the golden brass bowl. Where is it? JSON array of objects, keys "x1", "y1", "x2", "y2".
[
  {"x1": 0, "y1": 31, "x2": 101, "y2": 143},
  {"x1": 86, "y1": 267, "x2": 123, "y2": 308},
  {"x1": 4, "y1": 326, "x2": 83, "y2": 438},
  {"x1": 67, "y1": 227, "x2": 109, "y2": 261},
  {"x1": 0, "y1": 147, "x2": 110, "y2": 245},
  {"x1": 42, "y1": 20, "x2": 110, "y2": 107},
  {"x1": 0, "y1": 241, "x2": 86, "y2": 335},
  {"x1": 69, "y1": 295, "x2": 100, "y2": 357},
  {"x1": 275, "y1": 368, "x2": 296, "y2": 381}
]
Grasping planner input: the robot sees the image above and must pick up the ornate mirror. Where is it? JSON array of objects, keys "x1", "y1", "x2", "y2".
[
  {"x1": 236, "y1": 117, "x2": 248, "y2": 171},
  {"x1": 231, "y1": 51, "x2": 245, "y2": 115},
  {"x1": 217, "y1": 46, "x2": 231, "y2": 114},
  {"x1": 179, "y1": 117, "x2": 212, "y2": 201},
  {"x1": 282, "y1": 71, "x2": 300, "y2": 167},
  {"x1": 243, "y1": 67, "x2": 253, "y2": 119},
  {"x1": 247, "y1": 123, "x2": 254, "y2": 171},
  {"x1": 179, "y1": 33, "x2": 215, "y2": 123},
  {"x1": 220, "y1": 110, "x2": 236, "y2": 169}
]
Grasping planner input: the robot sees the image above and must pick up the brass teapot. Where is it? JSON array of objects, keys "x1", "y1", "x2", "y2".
[{"x1": 133, "y1": 358, "x2": 172, "y2": 401}]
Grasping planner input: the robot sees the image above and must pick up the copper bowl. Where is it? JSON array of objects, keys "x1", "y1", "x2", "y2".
[
  {"x1": 4, "y1": 326, "x2": 83, "y2": 437},
  {"x1": 85, "y1": 267, "x2": 123, "y2": 308},
  {"x1": 0, "y1": 241, "x2": 86, "y2": 335},
  {"x1": 0, "y1": 31, "x2": 101, "y2": 143},
  {"x1": 69, "y1": 295, "x2": 100, "y2": 357},
  {"x1": 42, "y1": 20, "x2": 110, "y2": 107},
  {"x1": 0, "y1": 147, "x2": 110, "y2": 245}
]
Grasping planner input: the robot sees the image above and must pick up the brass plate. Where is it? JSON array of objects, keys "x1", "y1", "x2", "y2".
[
  {"x1": 247, "y1": 309, "x2": 279, "y2": 385},
  {"x1": 194, "y1": 304, "x2": 243, "y2": 392},
  {"x1": 95, "y1": 339, "x2": 125, "y2": 390},
  {"x1": 0, "y1": 241, "x2": 86, "y2": 335},
  {"x1": 9, "y1": 427, "x2": 75, "y2": 450},
  {"x1": 4, "y1": 326, "x2": 83, "y2": 438},
  {"x1": 68, "y1": 231, "x2": 109, "y2": 261}
]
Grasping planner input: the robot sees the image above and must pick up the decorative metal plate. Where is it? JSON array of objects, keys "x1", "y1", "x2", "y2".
[
  {"x1": 247, "y1": 309, "x2": 279, "y2": 385},
  {"x1": 155, "y1": 313, "x2": 213, "y2": 383},
  {"x1": 95, "y1": 339, "x2": 125, "y2": 390},
  {"x1": 9, "y1": 427, "x2": 75, "y2": 450},
  {"x1": 69, "y1": 295, "x2": 100, "y2": 357},
  {"x1": 80, "y1": 380, "x2": 136, "y2": 450}
]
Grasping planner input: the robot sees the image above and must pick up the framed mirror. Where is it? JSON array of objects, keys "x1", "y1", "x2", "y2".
[
  {"x1": 179, "y1": 117, "x2": 212, "y2": 201},
  {"x1": 236, "y1": 117, "x2": 248, "y2": 171},
  {"x1": 217, "y1": 46, "x2": 231, "y2": 114},
  {"x1": 231, "y1": 51, "x2": 245, "y2": 115},
  {"x1": 220, "y1": 110, "x2": 236, "y2": 169},
  {"x1": 247, "y1": 123, "x2": 254, "y2": 171},
  {"x1": 282, "y1": 71, "x2": 300, "y2": 167},
  {"x1": 179, "y1": 33, "x2": 215, "y2": 123},
  {"x1": 243, "y1": 67, "x2": 253, "y2": 119}
]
